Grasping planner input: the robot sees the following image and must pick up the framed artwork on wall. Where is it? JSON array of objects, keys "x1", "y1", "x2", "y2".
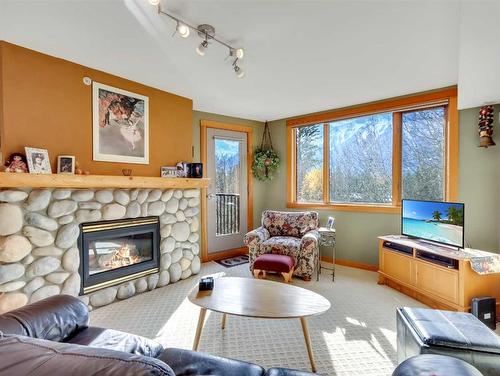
[
  {"x1": 25, "y1": 147, "x2": 52, "y2": 174},
  {"x1": 92, "y1": 82, "x2": 149, "y2": 164}
]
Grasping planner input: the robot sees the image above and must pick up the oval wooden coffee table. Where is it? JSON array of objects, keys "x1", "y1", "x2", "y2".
[{"x1": 188, "y1": 277, "x2": 331, "y2": 372}]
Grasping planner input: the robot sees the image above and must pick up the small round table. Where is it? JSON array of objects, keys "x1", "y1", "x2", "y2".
[{"x1": 188, "y1": 277, "x2": 331, "y2": 372}]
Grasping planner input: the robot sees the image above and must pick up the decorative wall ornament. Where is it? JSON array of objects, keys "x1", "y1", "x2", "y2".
[
  {"x1": 92, "y1": 82, "x2": 149, "y2": 164},
  {"x1": 478, "y1": 105, "x2": 496, "y2": 148},
  {"x1": 252, "y1": 122, "x2": 280, "y2": 181}
]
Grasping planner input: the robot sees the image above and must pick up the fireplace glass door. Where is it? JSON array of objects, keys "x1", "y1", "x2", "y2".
[{"x1": 79, "y1": 217, "x2": 160, "y2": 294}]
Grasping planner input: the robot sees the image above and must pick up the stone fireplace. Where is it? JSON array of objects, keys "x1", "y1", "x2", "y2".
[
  {"x1": 0, "y1": 173, "x2": 207, "y2": 314},
  {"x1": 79, "y1": 217, "x2": 160, "y2": 295}
]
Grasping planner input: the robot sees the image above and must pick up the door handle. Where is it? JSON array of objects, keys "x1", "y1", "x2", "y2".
[{"x1": 207, "y1": 193, "x2": 216, "y2": 200}]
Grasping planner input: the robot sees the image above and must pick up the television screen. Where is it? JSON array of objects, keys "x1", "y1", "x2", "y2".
[{"x1": 401, "y1": 199, "x2": 465, "y2": 248}]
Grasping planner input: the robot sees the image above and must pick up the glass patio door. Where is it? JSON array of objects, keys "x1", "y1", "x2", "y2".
[{"x1": 206, "y1": 128, "x2": 248, "y2": 253}]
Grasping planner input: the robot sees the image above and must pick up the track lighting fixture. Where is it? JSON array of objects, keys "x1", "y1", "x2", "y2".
[
  {"x1": 196, "y1": 40, "x2": 209, "y2": 56},
  {"x1": 152, "y1": 2, "x2": 246, "y2": 78},
  {"x1": 233, "y1": 59, "x2": 244, "y2": 79},
  {"x1": 176, "y1": 21, "x2": 190, "y2": 38},
  {"x1": 230, "y1": 48, "x2": 244, "y2": 60}
]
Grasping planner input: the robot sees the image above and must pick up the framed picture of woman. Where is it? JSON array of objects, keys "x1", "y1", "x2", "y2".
[
  {"x1": 92, "y1": 82, "x2": 149, "y2": 164},
  {"x1": 25, "y1": 147, "x2": 52, "y2": 174}
]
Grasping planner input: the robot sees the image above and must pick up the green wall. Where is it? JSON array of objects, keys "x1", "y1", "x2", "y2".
[
  {"x1": 192, "y1": 110, "x2": 266, "y2": 228},
  {"x1": 458, "y1": 105, "x2": 500, "y2": 252},
  {"x1": 263, "y1": 105, "x2": 500, "y2": 266}
]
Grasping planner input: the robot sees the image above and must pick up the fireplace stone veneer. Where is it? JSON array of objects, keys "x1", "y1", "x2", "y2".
[{"x1": 0, "y1": 187, "x2": 201, "y2": 313}]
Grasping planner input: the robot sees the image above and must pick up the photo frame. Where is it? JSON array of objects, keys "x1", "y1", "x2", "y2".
[
  {"x1": 57, "y1": 155, "x2": 76, "y2": 174},
  {"x1": 326, "y1": 216, "x2": 335, "y2": 230},
  {"x1": 161, "y1": 166, "x2": 178, "y2": 178},
  {"x1": 92, "y1": 82, "x2": 149, "y2": 164},
  {"x1": 25, "y1": 147, "x2": 52, "y2": 174}
]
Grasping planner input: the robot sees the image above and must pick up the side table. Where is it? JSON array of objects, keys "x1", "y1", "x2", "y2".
[{"x1": 317, "y1": 227, "x2": 336, "y2": 281}]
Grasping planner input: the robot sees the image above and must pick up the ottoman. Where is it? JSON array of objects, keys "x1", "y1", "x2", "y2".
[
  {"x1": 396, "y1": 307, "x2": 500, "y2": 376},
  {"x1": 253, "y1": 254, "x2": 295, "y2": 283}
]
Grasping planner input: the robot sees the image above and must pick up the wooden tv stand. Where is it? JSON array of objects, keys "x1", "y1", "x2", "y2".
[{"x1": 378, "y1": 236, "x2": 500, "y2": 318}]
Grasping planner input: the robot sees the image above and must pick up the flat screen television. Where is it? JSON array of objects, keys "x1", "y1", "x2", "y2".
[{"x1": 401, "y1": 199, "x2": 465, "y2": 248}]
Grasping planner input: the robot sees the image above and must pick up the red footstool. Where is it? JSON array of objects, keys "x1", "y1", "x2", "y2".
[{"x1": 253, "y1": 254, "x2": 295, "y2": 283}]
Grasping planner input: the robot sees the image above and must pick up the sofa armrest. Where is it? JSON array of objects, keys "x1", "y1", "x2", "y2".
[
  {"x1": 0, "y1": 335, "x2": 174, "y2": 376},
  {"x1": 159, "y1": 348, "x2": 265, "y2": 376},
  {"x1": 265, "y1": 367, "x2": 317, "y2": 376},
  {"x1": 2, "y1": 294, "x2": 88, "y2": 342},
  {"x1": 244, "y1": 226, "x2": 270, "y2": 247}
]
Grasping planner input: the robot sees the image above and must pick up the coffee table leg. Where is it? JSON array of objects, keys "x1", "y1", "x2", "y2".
[
  {"x1": 300, "y1": 317, "x2": 317, "y2": 373},
  {"x1": 192, "y1": 307, "x2": 207, "y2": 351},
  {"x1": 221, "y1": 313, "x2": 227, "y2": 329}
]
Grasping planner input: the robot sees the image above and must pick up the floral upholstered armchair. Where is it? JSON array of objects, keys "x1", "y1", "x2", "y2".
[{"x1": 244, "y1": 210, "x2": 320, "y2": 280}]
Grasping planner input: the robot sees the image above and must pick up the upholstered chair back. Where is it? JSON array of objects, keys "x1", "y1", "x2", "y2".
[{"x1": 261, "y1": 210, "x2": 318, "y2": 238}]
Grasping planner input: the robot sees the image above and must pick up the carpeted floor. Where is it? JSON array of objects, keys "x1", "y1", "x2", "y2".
[{"x1": 90, "y1": 261, "x2": 427, "y2": 376}]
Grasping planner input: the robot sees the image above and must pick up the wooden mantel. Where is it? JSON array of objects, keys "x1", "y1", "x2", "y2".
[{"x1": 0, "y1": 172, "x2": 209, "y2": 189}]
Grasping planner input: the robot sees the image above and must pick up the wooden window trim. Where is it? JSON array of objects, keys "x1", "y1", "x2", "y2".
[{"x1": 286, "y1": 87, "x2": 458, "y2": 213}]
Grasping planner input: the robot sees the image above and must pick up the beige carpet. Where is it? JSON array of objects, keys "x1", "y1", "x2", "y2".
[{"x1": 90, "y1": 262, "x2": 427, "y2": 376}]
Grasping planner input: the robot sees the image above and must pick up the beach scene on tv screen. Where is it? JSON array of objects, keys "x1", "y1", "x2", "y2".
[{"x1": 402, "y1": 201, "x2": 464, "y2": 247}]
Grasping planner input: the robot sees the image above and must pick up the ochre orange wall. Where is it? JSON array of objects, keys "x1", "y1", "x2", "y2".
[{"x1": 0, "y1": 41, "x2": 193, "y2": 176}]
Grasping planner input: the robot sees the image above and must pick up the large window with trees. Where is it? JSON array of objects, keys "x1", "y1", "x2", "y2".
[{"x1": 286, "y1": 88, "x2": 458, "y2": 212}]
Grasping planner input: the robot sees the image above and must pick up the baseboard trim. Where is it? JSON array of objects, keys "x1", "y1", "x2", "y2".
[
  {"x1": 321, "y1": 256, "x2": 378, "y2": 272},
  {"x1": 204, "y1": 247, "x2": 247, "y2": 262}
]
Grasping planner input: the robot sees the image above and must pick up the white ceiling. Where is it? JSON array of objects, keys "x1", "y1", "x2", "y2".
[{"x1": 0, "y1": 0, "x2": 498, "y2": 121}]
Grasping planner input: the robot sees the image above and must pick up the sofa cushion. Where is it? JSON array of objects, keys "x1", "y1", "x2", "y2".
[
  {"x1": 392, "y1": 354, "x2": 483, "y2": 376},
  {"x1": 0, "y1": 335, "x2": 174, "y2": 376},
  {"x1": 260, "y1": 236, "x2": 301, "y2": 261},
  {"x1": 159, "y1": 348, "x2": 265, "y2": 376},
  {"x1": 401, "y1": 307, "x2": 500, "y2": 353},
  {"x1": 66, "y1": 326, "x2": 164, "y2": 358},
  {"x1": 262, "y1": 211, "x2": 318, "y2": 237},
  {"x1": 1, "y1": 294, "x2": 88, "y2": 342},
  {"x1": 254, "y1": 254, "x2": 295, "y2": 273}
]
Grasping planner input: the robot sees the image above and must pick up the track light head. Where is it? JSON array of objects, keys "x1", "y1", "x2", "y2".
[
  {"x1": 196, "y1": 40, "x2": 209, "y2": 56},
  {"x1": 148, "y1": 0, "x2": 160, "y2": 5},
  {"x1": 176, "y1": 22, "x2": 190, "y2": 38},
  {"x1": 230, "y1": 48, "x2": 245, "y2": 60},
  {"x1": 234, "y1": 64, "x2": 244, "y2": 79}
]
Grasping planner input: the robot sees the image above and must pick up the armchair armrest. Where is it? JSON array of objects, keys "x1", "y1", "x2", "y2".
[
  {"x1": 2, "y1": 294, "x2": 88, "y2": 342},
  {"x1": 301, "y1": 230, "x2": 320, "y2": 248},
  {"x1": 244, "y1": 226, "x2": 270, "y2": 247}
]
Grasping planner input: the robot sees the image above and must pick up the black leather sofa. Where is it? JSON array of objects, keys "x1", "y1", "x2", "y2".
[
  {"x1": 396, "y1": 307, "x2": 500, "y2": 376},
  {"x1": 0, "y1": 295, "x2": 315, "y2": 376}
]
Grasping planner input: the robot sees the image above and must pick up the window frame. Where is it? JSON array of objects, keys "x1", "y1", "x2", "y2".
[{"x1": 286, "y1": 87, "x2": 458, "y2": 213}]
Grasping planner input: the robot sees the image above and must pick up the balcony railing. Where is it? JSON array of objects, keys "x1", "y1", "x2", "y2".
[{"x1": 216, "y1": 193, "x2": 240, "y2": 235}]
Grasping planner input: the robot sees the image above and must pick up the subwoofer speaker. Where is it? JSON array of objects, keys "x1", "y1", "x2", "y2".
[{"x1": 471, "y1": 297, "x2": 496, "y2": 330}]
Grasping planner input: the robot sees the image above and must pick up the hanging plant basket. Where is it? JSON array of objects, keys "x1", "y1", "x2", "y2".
[{"x1": 252, "y1": 121, "x2": 280, "y2": 181}]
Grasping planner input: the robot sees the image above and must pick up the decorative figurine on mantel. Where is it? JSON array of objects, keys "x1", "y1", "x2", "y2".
[
  {"x1": 478, "y1": 105, "x2": 496, "y2": 148},
  {"x1": 4, "y1": 152, "x2": 28, "y2": 173}
]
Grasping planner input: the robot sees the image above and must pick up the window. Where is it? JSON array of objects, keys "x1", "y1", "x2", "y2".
[
  {"x1": 329, "y1": 113, "x2": 393, "y2": 204},
  {"x1": 287, "y1": 88, "x2": 458, "y2": 212},
  {"x1": 402, "y1": 107, "x2": 445, "y2": 201},
  {"x1": 296, "y1": 124, "x2": 323, "y2": 202}
]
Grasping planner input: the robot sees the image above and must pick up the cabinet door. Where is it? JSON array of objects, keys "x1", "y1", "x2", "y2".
[
  {"x1": 416, "y1": 262, "x2": 459, "y2": 304},
  {"x1": 381, "y1": 249, "x2": 415, "y2": 286}
]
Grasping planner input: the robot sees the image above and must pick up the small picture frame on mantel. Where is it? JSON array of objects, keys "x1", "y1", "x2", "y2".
[
  {"x1": 57, "y1": 155, "x2": 76, "y2": 174},
  {"x1": 161, "y1": 166, "x2": 178, "y2": 178},
  {"x1": 25, "y1": 147, "x2": 52, "y2": 174}
]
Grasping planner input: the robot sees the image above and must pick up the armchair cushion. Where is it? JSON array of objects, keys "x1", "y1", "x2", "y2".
[
  {"x1": 262, "y1": 211, "x2": 318, "y2": 238},
  {"x1": 260, "y1": 236, "x2": 301, "y2": 262}
]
